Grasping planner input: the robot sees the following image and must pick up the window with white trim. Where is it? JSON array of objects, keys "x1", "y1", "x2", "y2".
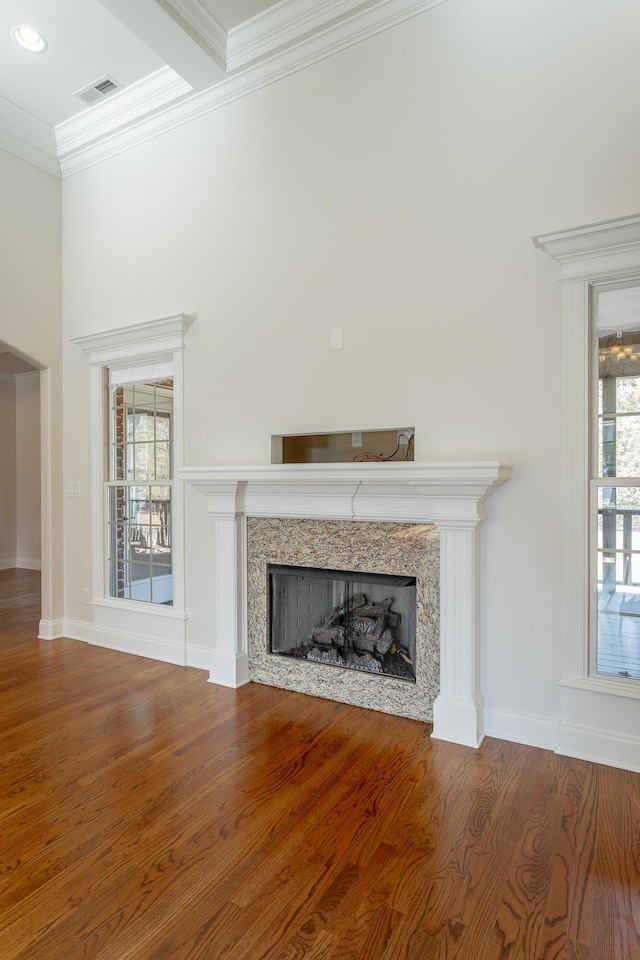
[
  {"x1": 71, "y1": 315, "x2": 191, "y2": 618},
  {"x1": 593, "y1": 285, "x2": 640, "y2": 681},
  {"x1": 533, "y1": 213, "x2": 640, "y2": 697},
  {"x1": 107, "y1": 371, "x2": 174, "y2": 604}
]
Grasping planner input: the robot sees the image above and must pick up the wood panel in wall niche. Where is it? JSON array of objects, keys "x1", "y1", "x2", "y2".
[
  {"x1": 246, "y1": 518, "x2": 439, "y2": 721},
  {"x1": 278, "y1": 429, "x2": 415, "y2": 463}
]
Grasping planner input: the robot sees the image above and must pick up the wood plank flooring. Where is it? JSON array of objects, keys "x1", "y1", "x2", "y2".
[{"x1": 1, "y1": 568, "x2": 639, "y2": 959}]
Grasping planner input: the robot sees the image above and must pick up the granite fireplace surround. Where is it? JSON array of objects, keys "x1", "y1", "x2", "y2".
[
  {"x1": 248, "y1": 518, "x2": 439, "y2": 721},
  {"x1": 180, "y1": 462, "x2": 510, "y2": 748}
]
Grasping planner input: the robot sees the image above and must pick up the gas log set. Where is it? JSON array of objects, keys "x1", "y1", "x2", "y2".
[
  {"x1": 268, "y1": 565, "x2": 417, "y2": 682},
  {"x1": 307, "y1": 592, "x2": 409, "y2": 674}
]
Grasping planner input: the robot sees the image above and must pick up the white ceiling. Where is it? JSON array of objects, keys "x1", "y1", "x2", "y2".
[
  {"x1": 0, "y1": 0, "x2": 279, "y2": 128},
  {"x1": 0, "y1": 0, "x2": 447, "y2": 178}
]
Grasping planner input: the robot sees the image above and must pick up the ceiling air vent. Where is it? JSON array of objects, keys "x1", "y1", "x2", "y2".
[{"x1": 74, "y1": 75, "x2": 124, "y2": 106}]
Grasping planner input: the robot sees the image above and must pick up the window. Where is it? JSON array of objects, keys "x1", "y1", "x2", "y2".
[
  {"x1": 72, "y1": 314, "x2": 192, "y2": 624},
  {"x1": 107, "y1": 377, "x2": 174, "y2": 604},
  {"x1": 593, "y1": 287, "x2": 640, "y2": 681},
  {"x1": 533, "y1": 214, "x2": 640, "y2": 707}
]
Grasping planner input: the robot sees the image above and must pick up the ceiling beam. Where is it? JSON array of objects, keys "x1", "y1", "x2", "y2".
[{"x1": 96, "y1": 0, "x2": 226, "y2": 89}]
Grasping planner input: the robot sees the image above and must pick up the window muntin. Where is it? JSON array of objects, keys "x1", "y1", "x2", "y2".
[
  {"x1": 593, "y1": 287, "x2": 640, "y2": 680},
  {"x1": 107, "y1": 379, "x2": 174, "y2": 605}
]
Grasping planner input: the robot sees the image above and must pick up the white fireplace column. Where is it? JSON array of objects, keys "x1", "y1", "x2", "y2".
[
  {"x1": 180, "y1": 462, "x2": 510, "y2": 747},
  {"x1": 204, "y1": 481, "x2": 250, "y2": 687},
  {"x1": 430, "y1": 502, "x2": 486, "y2": 748}
]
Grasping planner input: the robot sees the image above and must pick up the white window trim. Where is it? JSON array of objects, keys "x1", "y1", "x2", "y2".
[
  {"x1": 72, "y1": 315, "x2": 193, "y2": 617},
  {"x1": 533, "y1": 214, "x2": 640, "y2": 700}
]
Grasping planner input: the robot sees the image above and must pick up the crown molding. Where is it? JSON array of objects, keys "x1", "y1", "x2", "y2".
[
  {"x1": 162, "y1": 0, "x2": 228, "y2": 70},
  {"x1": 228, "y1": 0, "x2": 379, "y2": 70},
  {"x1": 56, "y1": 67, "x2": 193, "y2": 164},
  {"x1": 0, "y1": 95, "x2": 59, "y2": 177},
  {"x1": 58, "y1": 0, "x2": 450, "y2": 178}
]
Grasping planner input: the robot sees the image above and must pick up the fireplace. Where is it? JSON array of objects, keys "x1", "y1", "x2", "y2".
[
  {"x1": 268, "y1": 564, "x2": 417, "y2": 681},
  {"x1": 180, "y1": 460, "x2": 511, "y2": 747},
  {"x1": 247, "y1": 518, "x2": 438, "y2": 722}
]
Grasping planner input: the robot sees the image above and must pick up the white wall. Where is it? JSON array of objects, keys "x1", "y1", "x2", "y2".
[
  {"x1": 61, "y1": 0, "x2": 640, "y2": 758},
  {"x1": 0, "y1": 373, "x2": 41, "y2": 569},
  {"x1": 0, "y1": 379, "x2": 16, "y2": 567},
  {"x1": 16, "y1": 374, "x2": 41, "y2": 569},
  {"x1": 0, "y1": 148, "x2": 62, "y2": 622}
]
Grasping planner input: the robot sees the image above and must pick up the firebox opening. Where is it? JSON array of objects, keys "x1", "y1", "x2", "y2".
[{"x1": 268, "y1": 564, "x2": 417, "y2": 682}]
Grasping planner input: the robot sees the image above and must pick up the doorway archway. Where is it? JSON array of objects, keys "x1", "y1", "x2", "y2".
[{"x1": 0, "y1": 340, "x2": 55, "y2": 636}]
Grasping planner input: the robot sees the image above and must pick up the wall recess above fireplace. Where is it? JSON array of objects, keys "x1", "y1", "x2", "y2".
[{"x1": 272, "y1": 427, "x2": 415, "y2": 464}]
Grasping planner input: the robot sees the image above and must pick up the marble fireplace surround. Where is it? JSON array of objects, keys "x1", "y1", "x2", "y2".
[{"x1": 180, "y1": 461, "x2": 510, "y2": 748}]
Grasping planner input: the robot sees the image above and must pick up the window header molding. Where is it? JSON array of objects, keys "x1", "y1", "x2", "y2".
[
  {"x1": 533, "y1": 213, "x2": 640, "y2": 281},
  {"x1": 71, "y1": 314, "x2": 194, "y2": 368}
]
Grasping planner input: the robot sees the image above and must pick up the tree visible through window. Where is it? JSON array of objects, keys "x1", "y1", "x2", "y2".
[{"x1": 107, "y1": 379, "x2": 173, "y2": 604}]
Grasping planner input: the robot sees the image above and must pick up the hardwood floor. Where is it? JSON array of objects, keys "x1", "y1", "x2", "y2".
[{"x1": 1, "y1": 569, "x2": 639, "y2": 959}]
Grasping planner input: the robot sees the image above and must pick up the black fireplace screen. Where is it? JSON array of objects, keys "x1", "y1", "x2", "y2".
[{"x1": 268, "y1": 564, "x2": 417, "y2": 681}]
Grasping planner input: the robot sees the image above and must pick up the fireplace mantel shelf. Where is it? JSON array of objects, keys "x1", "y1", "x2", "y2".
[
  {"x1": 181, "y1": 460, "x2": 511, "y2": 749},
  {"x1": 178, "y1": 461, "x2": 511, "y2": 526}
]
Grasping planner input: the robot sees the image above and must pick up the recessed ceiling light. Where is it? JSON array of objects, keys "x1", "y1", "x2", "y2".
[{"x1": 12, "y1": 25, "x2": 48, "y2": 53}]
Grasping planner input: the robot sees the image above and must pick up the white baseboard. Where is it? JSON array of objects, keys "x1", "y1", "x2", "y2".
[
  {"x1": 556, "y1": 721, "x2": 640, "y2": 774},
  {"x1": 66, "y1": 618, "x2": 209, "y2": 673},
  {"x1": 432, "y1": 694, "x2": 485, "y2": 748},
  {"x1": 0, "y1": 558, "x2": 41, "y2": 571},
  {"x1": 484, "y1": 705, "x2": 558, "y2": 752},
  {"x1": 16, "y1": 558, "x2": 42, "y2": 571},
  {"x1": 187, "y1": 643, "x2": 212, "y2": 671},
  {"x1": 485, "y1": 706, "x2": 640, "y2": 773},
  {"x1": 62, "y1": 619, "x2": 91, "y2": 642},
  {"x1": 208, "y1": 650, "x2": 250, "y2": 688},
  {"x1": 88, "y1": 624, "x2": 188, "y2": 666},
  {"x1": 38, "y1": 618, "x2": 65, "y2": 640}
]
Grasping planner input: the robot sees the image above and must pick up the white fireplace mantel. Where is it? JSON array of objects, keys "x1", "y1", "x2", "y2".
[{"x1": 179, "y1": 461, "x2": 511, "y2": 748}]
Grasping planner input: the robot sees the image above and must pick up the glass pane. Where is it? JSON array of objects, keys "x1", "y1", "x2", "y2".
[
  {"x1": 133, "y1": 442, "x2": 155, "y2": 480},
  {"x1": 597, "y1": 312, "x2": 640, "y2": 479},
  {"x1": 107, "y1": 485, "x2": 173, "y2": 605},
  {"x1": 108, "y1": 378, "x2": 174, "y2": 605},
  {"x1": 616, "y1": 376, "x2": 640, "y2": 413},
  {"x1": 108, "y1": 486, "x2": 130, "y2": 599},
  {"x1": 155, "y1": 414, "x2": 171, "y2": 439},
  {"x1": 112, "y1": 388, "x2": 125, "y2": 479},
  {"x1": 154, "y1": 441, "x2": 171, "y2": 480},
  {"x1": 596, "y1": 486, "x2": 640, "y2": 679},
  {"x1": 613, "y1": 418, "x2": 640, "y2": 476}
]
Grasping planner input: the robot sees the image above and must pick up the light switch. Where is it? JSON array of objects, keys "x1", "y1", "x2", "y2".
[
  {"x1": 330, "y1": 327, "x2": 344, "y2": 350},
  {"x1": 66, "y1": 481, "x2": 81, "y2": 498}
]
